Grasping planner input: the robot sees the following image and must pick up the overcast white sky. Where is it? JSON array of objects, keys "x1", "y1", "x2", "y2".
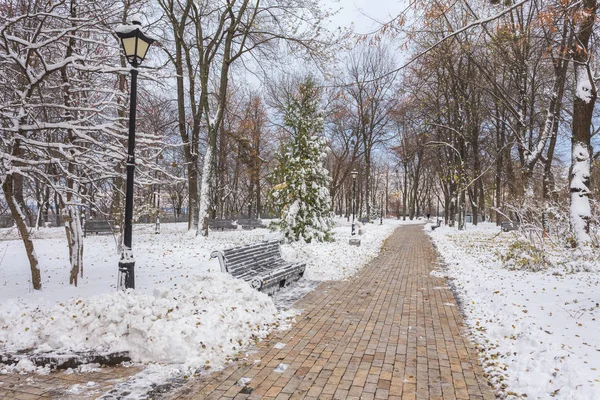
[{"x1": 328, "y1": 0, "x2": 407, "y2": 34}]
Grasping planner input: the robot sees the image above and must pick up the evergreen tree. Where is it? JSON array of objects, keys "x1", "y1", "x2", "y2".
[{"x1": 270, "y1": 77, "x2": 333, "y2": 243}]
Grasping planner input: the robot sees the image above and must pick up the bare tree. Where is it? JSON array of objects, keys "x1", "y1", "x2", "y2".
[{"x1": 342, "y1": 44, "x2": 397, "y2": 220}]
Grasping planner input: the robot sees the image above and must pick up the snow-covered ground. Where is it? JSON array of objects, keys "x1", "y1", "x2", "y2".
[
  {"x1": 0, "y1": 217, "x2": 419, "y2": 378},
  {"x1": 428, "y1": 222, "x2": 600, "y2": 400}
]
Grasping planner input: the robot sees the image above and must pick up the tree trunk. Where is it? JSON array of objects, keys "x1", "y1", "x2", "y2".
[
  {"x1": 402, "y1": 162, "x2": 408, "y2": 220},
  {"x1": 11, "y1": 143, "x2": 30, "y2": 225},
  {"x1": 60, "y1": 3, "x2": 84, "y2": 286},
  {"x1": 569, "y1": 0, "x2": 597, "y2": 246},
  {"x1": 495, "y1": 112, "x2": 504, "y2": 225},
  {"x1": 472, "y1": 128, "x2": 480, "y2": 226},
  {"x1": 255, "y1": 168, "x2": 261, "y2": 219},
  {"x1": 544, "y1": 23, "x2": 572, "y2": 204},
  {"x1": 64, "y1": 204, "x2": 84, "y2": 286},
  {"x1": 458, "y1": 188, "x2": 466, "y2": 230},
  {"x1": 364, "y1": 150, "x2": 371, "y2": 220},
  {"x1": 3, "y1": 174, "x2": 42, "y2": 290},
  {"x1": 197, "y1": 142, "x2": 215, "y2": 236}
]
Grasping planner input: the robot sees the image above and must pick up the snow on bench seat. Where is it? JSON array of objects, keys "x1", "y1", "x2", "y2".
[{"x1": 210, "y1": 240, "x2": 305, "y2": 295}]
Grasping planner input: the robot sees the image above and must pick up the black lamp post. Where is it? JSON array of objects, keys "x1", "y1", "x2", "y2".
[
  {"x1": 351, "y1": 170, "x2": 358, "y2": 235},
  {"x1": 115, "y1": 18, "x2": 155, "y2": 290}
]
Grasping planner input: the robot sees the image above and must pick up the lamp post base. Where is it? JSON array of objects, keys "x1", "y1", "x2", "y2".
[{"x1": 118, "y1": 261, "x2": 135, "y2": 290}]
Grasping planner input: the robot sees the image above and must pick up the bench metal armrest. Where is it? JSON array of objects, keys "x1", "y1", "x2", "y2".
[{"x1": 210, "y1": 250, "x2": 228, "y2": 273}]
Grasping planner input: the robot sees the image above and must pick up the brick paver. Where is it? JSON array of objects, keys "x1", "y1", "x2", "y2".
[
  {"x1": 169, "y1": 225, "x2": 494, "y2": 400},
  {"x1": 0, "y1": 365, "x2": 141, "y2": 399}
]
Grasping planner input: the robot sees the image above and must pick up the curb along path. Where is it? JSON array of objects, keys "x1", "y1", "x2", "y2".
[{"x1": 170, "y1": 225, "x2": 494, "y2": 400}]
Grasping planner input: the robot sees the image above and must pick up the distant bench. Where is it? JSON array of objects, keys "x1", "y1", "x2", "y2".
[
  {"x1": 237, "y1": 218, "x2": 264, "y2": 230},
  {"x1": 501, "y1": 221, "x2": 520, "y2": 232},
  {"x1": 211, "y1": 240, "x2": 306, "y2": 295},
  {"x1": 208, "y1": 219, "x2": 237, "y2": 230},
  {"x1": 84, "y1": 220, "x2": 115, "y2": 237}
]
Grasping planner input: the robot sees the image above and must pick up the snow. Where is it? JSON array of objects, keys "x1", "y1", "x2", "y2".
[
  {"x1": 115, "y1": 23, "x2": 143, "y2": 35},
  {"x1": 0, "y1": 218, "x2": 410, "y2": 380},
  {"x1": 428, "y1": 223, "x2": 600, "y2": 399},
  {"x1": 1, "y1": 275, "x2": 280, "y2": 370},
  {"x1": 237, "y1": 376, "x2": 252, "y2": 386},
  {"x1": 130, "y1": 15, "x2": 143, "y2": 25},
  {"x1": 273, "y1": 363, "x2": 288, "y2": 373},
  {"x1": 576, "y1": 70, "x2": 594, "y2": 104},
  {"x1": 285, "y1": 222, "x2": 401, "y2": 281}
]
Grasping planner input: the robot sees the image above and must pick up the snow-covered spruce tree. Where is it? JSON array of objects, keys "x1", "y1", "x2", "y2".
[{"x1": 270, "y1": 77, "x2": 333, "y2": 243}]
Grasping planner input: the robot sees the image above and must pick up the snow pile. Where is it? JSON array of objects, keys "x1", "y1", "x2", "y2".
[
  {"x1": 286, "y1": 221, "x2": 400, "y2": 281},
  {"x1": 429, "y1": 223, "x2": 600, "y2": 399},
  {"x1": 0, "y1": 273, "x2": 284, "y2": 371}
]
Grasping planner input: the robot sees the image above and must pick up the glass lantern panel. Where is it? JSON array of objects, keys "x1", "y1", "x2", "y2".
[
  {"x1": 136, "y1": 40, "x2": 150, "y2": 61},
  {"x1": 121, "y1": 37, "x2": 137, "y2": 57}
]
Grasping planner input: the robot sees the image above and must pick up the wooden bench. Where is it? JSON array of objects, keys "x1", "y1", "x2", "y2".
[
  {"x1": 211, "y1": 240, "x2": 306, "y2": 295},
  {"x1": 236, "y1": 218, "x2": 264, "y2": 230},
  {"x1": 431, "y1": 219, "x2": 442, "y2": 231},
  {"x1": 208, "y1": 219, "x2": 237, "y2": 230},
  {"x1": 501, "y1": 221, "x2": 520, "y2": 232},
  {"x1": 359, "y1": 217, "x2": 369, "y2": 224},
  {"x1": 84, "y1": 220, "x2": 115, "y2": 237}
]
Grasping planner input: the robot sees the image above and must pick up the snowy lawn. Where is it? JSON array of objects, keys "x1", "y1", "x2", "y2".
[
  {"x1": 0, "y1": 217, "x2": 417, "y2": 376},
  {"x1": 428, "y1": 222, "x2": 600, "y2": 400}
]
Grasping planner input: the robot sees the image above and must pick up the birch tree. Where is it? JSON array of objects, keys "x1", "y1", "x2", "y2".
[{"x1": 569, "y1": 0, "x2": 597, "y2": 246}]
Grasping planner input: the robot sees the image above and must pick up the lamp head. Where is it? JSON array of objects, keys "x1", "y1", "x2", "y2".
[{"x1": 116, "y1": 19, "x2": 155, "y2": 67}]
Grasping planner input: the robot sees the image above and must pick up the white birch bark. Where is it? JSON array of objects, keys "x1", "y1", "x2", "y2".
[
  {"x1": 570, "y1": 142, "x2": 592, "y2": 246},
  {"x1": 65, "y1": 203, "x2": 84, "y2": 286},
  {"x1": 196, "y1": 143, "x2": 214, "y2": 237}
]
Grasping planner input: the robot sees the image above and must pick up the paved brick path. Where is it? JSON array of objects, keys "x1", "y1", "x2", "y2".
[
  {"x1": 169, "y1": 225, "x2": 494, "y2": 400},
  {"x1": 0, "y1": 365, "x2": 141, "y2": 399}
]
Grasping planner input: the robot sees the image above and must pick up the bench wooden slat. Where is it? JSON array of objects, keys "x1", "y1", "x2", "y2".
[
  {"x1": 227, "y1": 259, "x2": 284, "y2": 277},
  {"x1": 222, "y1": 240, "x2": 279, "y2": 254},
  {"x1": 223, "y1": 249, "x2": 280, "y2": 263},
  {"x1": 223, "y1": 243, "x2": 280, "y2": 261},
  {"x1": 228, "y1": 256, "x2": 286, "y2": 276},
  {"x1": 224, "y1": 248, "x2": 281, "y2": 266}
]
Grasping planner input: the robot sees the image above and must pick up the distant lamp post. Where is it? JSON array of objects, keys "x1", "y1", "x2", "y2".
[
  {"x1": 351, "y1": 170, "x2": 358, "y2": 235},
  {"x1": 380, "y1": 191, "x2": 384, "y2": 225},
  {"x1": 115, "y1": 18, "x2": 155, "y2": 290}
]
